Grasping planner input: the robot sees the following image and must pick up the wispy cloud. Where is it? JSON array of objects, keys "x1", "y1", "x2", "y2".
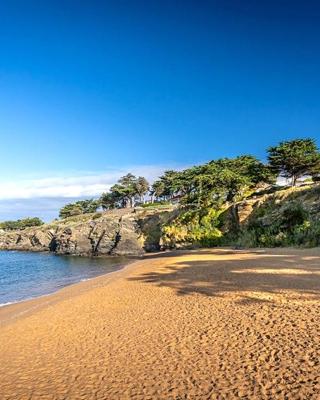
[
  {"x1": 0, "y1": 165, "x2": 175, "y2": 200},
  {"x1": 0, "y1": 165, "x2": 184, "y2": 221}
]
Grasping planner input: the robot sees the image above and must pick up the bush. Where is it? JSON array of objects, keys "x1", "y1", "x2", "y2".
[
  {"x1": 234, "y1": 201, "x2": 317, "y2": 247},
  {"x1": 0, "y1": 217, "x2": 44, "y2": 231},
  {"x1": 141, "y1": 201, "x2": 171, "y2": 208},
  {"x1": 292, "y1": 220, "x2": 320, "y2": 247},
  {"x1": 279, "y1": 202, "x2": 308, "y2": 230},
  {"x1": 59, "y1": 199, "x2": 100, "y2": 219},
  {"x1": 161, "y1": 207, "x2": 223, "y2": 248}
]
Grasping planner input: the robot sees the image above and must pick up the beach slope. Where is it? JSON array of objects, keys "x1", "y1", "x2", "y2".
[{"x1": 0, "y1": 248, "x2": 319, "y2": 399}]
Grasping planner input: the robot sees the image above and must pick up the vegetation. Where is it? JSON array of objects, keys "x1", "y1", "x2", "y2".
[
  {"x1": 55, "y1": 137, "x2": 319, "y2": 223},
  {"x1": 162, "y1": 208, "x2": 223, "y2": 248},
  {"x1": 141, "y1": 200, "x2": 171, "y2": 208},
  {"x1": 59, "y1": 199, "x2": 100, "y2": 219},
  {"x1": 267, "y1": 138, "x2": 320, "y2": 186},
  {"x1": 151, "y1": 156, "x2": 275, "y2": 207},
  {"x1": 0, "y1": 217, "x2": 44, "y2": 231},
  {"x1": 101, "y1": 174, "x2": 149, "y2": 209},
  {"x1": 232, "y1": 199, "x2": 320, "y2": 248},
  {"x1": 156, "y1": 138, "x2": 320, "y2": 249},
  {"x1": 3, "y1": 137, "x2": 320, "y2": 250}
]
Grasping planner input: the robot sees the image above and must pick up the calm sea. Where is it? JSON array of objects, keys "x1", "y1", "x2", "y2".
[{"x1": 0, "y1": 251, "x2": 128, "y2": 306}]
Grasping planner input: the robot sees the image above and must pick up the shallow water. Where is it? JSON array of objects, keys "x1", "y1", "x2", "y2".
[{"x1": 0, "y1": 251, "x2": 128, "y2": 306}]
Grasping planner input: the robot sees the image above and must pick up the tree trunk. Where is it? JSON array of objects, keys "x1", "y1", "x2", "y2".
[
  {"x1": 125, "y1": 198, "x2": 130, "y2": 208},
  {"x1": 292, "y1": 175, "x2": 297, "y2": 186},
  {"x1": 230, "y1": 203, "x2": 240, "y2": 232}
]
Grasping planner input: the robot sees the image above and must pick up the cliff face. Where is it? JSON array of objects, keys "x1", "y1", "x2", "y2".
[
  {"x1": 0, "y1": 207, "x2": 175, "y2": 256},
  {"x1": 226, "y1": 184, "x2": 320, "y2": 228},
  {"x1": 2, "y1": 185, "x2": 319, "y2": 255},
  {"x1": 219, "y1": 184, "x2": 320, "y2": 247},
  {"x1": 160, "y1": 184, "x2": 320, "y2": 249}
]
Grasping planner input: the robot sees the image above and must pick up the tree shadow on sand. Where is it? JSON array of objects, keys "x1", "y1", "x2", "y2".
[{"x1": 130, "y1": 250, "x2": 320, "y2": 304}]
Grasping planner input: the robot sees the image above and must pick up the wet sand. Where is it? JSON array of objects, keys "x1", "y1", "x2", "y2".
[{"x1": 0, "y1": 248, "x2": 319, "y2": 399}]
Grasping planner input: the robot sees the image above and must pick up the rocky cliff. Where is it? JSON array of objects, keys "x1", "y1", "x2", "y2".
[
  {"x1": 2, "y1": 185, "x2": 319, "y2": 255},
  {"x1": 160, "y1": 184, "x2": 320, "y2": 249},
  {"x1": 0, "y1": 207, "x2": 176, "y2": 256},
  {"x1": 220, "y1": 184, "x2": 320, "y2": 247}
]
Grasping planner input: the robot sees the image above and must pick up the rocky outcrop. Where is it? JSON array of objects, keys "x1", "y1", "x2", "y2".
[
  {"x1": 0, "y1": 207, "x2": 175, "y2": 256},
  {"x1": 160, "y1": 184, "x2": 320, "y2": 249},
  {"x1": 3, "y1": 185, "x2": 319, "y2": 255}
]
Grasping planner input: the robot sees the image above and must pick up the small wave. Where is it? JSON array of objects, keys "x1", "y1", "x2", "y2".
[{"x1": 0, "y1": 301, "x2": 14, "y2": 307}]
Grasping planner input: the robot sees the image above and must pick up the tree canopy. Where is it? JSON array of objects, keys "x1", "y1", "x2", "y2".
[
  {"x1": 41, "y1": 137, "x2": 320, "y2": 222},
  {"x1": 101, "y1": 174, "x2": 149, "y2": 209},
  {"x1": 268, "y1": 138, "x2": 320, "y2": 186},
  {"x1": 59, "y1": 199, "x2": 100, "y2": 219},
  {"x1": 151, "y1": 155, "x2": 275, "y2": 207},
  {"x1": 0, "y1": 217, "x2": 44, "y2": 231},
  {"x1": 3, "y1": 138, "x2": 319, "y2": 232}
]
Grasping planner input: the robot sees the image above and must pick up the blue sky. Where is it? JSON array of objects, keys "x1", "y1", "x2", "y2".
[{"x1": 0, "y1": 1, "x2": 319, "y2": 220}]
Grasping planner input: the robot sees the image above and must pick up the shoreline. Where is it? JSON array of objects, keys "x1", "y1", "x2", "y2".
[
  {"x1": 0, "y1": 260, "x2": 128, "y2": 309},
  {"x1": 0, "y1": 247, "x2": 242, "y2": 318},
  {"x1": 0, "y1": 246, "x2": 315, "y2": 325},
  {"x1": 0, "y1": 254, "x2": 143, "y2": 327},
  {"x1": 1, "y1": 247, "x2": 319, "y2": 399}
]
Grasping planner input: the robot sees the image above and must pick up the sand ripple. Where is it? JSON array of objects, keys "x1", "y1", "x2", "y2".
[{"x1": 0, "y1": 248, "x2": 319, "y2": 399}]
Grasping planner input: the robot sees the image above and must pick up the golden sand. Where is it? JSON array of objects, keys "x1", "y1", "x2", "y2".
[{"x1": 0, "y1": 248, "x2": 319, "y2": 399}]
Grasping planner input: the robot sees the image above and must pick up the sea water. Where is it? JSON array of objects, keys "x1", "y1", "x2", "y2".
[{"x1": 0, "y1": 251, "x2": 128, "y2": 306}]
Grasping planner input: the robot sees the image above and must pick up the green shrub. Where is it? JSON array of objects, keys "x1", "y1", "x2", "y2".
[
  {"x1": 235, "y1": 201, "x2": 317, "y2": 247},
  {"x1": 279, "y1": 201, "x2": 308, "y2": 230},
  {"x1": 141, "y1": 201, "x2": 171, "y2": 208},
  {"x1": 0, "y1": 217, "x2": 44, "y2": 231},
  {"x1": 161, "y1": 207, "x2": 223, "y2": 248}
]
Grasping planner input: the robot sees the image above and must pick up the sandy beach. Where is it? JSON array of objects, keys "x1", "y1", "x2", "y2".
[{"x1": 0, "y1": 248, "x2": 319, "y2": 399}]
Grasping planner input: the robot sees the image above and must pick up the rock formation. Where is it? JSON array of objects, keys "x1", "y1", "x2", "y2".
[
  {"x1": 2, "y1": 185, "x2": 319, "y2": 255},
  {"x1": 0, "y1": 207, "x2": 175, "y2": 256}
]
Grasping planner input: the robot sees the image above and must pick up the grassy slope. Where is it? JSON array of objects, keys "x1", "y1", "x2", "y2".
[{"x1": 161, "y1": 184, "x2": 320, "y2": 249}]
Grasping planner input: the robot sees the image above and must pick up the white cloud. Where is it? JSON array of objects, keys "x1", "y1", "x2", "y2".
[
  {"x1": 0, "y1": 165, "x2": 186, "y2": 221},
  {"x1": 0, "y1": 165, "x2": 177, "y2": 200}
]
